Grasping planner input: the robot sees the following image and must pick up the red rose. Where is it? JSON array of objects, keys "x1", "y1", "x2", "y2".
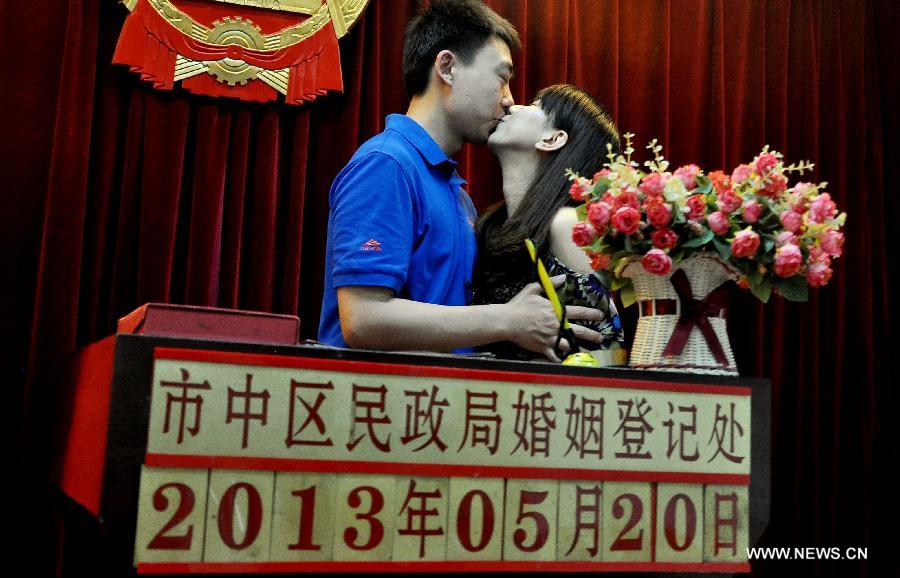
[
  {"x1": 717, "y1": 188, "x2": 742, "y2": 213},
  {"x1": 569, "y1": 179, "x2": 592, "y2": 202},
  {"x1": 820, "y1": 229, "x2": 844, "y2": 257},
  {"x1": 708, "y1": 211, "x2": 731, "y2": 235},
  {"x1": 731, "y1": 229, "x2": 761, "y2": 258},
  {"x1": 809, "y1": 193, "x2": 837, "y2": 223},
  {"x1": 686, "y1": 194, "x2": 707, "y2": 219},
  {"x1": 806, "y1": 260, "x2": 833, "y2": 288},
  {"x1": 754, "y1": 152, "x2": 779, "y2": 175},
  {"x1": 780, "y1": 210, "x2": 803, "y2": 233},
  {"x1": 674, "y1": 164, "x2": 701, "y2": 190},
  {"x1": 587, "y1": 201, "x2": 612, "y2": 231},
  {"x1": 615, "y1": 188, "x2": 641, "y2": 211},
  {"x1": 774, "y1": 244, "x2": 803, "y2": 277},
  {"x1": 741, "y1": 200, "x2": 762, "y2": 223},
  {"x1": 731, "y1": 163, "x2": 753, "y2": 184},
  {"x1": 761, "y1": 173, "x2": 788, "y2": 198},
  {"x1": 638, "y1": 172, "x2": 669, "y2": 197},
  {"x1": 645, "y1": 199, "x2": 673, "y2": 227},
  {"x1": 651, "y1": 228, "x2": 679, "y2": 249},
  {"x1": 572, "y1": 222, "x2": 597, "y2": 247},
  {"x1": 641, "y1": 249, "x2": 673, "y2": 276},
  {"x1": 588, "y1": 252, "x2": 613, "y2": 271},
  {"x1": 611, "y1": 206, "x2": 642, "y2": 235}
]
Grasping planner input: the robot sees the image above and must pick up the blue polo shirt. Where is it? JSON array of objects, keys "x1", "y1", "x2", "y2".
[{"x1": 318, "y1": 114, "x2": 478, "y2": 350}]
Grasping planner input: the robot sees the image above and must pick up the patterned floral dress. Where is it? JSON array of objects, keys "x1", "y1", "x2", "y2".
[{"x1": 473, "y1": 250, "x2": 624, "y2": 360}]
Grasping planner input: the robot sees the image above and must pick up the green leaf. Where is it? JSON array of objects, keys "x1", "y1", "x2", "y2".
[
  {"x1": 712, "y1": 236, "x2": 732, "y2": 261},
  {"x1": 748, "y1": 277, "x2": 772, "y2": 303},
  {"x1": 619, "y1": 281, "x2": 637, "y2": 308},
  {"x1": 597, "y1": 269, "x2": 614, "y2": 288},
  {"x1": 695, "y1": 174, "x2": 713, "y2": 195},
  {"x1": 593, "y1": 176, "x2": 612, "y2": 196},
  {"x1": 576, "y1": 204, "x2": 587, "y2": 221},
  {"x1": 624, "y1": 236, "x2": 635, "y2": 254},
  {"x1": 775, "y1": 275, "x2": 809, "y2": 302},
  {"x1": 682, "y1": 229, "x2": 714, "y2": 248}
]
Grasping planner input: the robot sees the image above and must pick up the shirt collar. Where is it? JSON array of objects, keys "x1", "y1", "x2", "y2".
[{"x1": 385, "y1": 114, "x2": 460, "y2": 173}]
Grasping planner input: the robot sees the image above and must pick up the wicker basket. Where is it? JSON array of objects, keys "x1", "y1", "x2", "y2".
[{"x1": 621, "y1": 253, "x2": 740, "y2": 375}]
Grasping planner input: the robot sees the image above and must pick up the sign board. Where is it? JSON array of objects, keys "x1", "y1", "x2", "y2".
[{"x1": 134, "y1": 347, "x2": 752, "y2": 573}]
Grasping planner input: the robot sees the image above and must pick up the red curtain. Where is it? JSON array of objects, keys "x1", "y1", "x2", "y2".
[{"x1": 3, "y1": 1, "x2": 897, "y2": 576}]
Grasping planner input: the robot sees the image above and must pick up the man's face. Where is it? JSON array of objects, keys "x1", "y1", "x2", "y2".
[
  {"x1": 487, "y1": 102, "x2": 552, "y2": 153},
  {"x1": 446, "y1": 36, "x2": 515, "y2": 144}
]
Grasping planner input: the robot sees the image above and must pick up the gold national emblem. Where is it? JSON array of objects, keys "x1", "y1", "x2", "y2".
[{"x1": 114, "y1": 0, "x2": 370, "y2": 104}]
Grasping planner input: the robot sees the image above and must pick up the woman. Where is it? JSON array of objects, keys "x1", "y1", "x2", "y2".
[{"x1": 474, "y1": 84, "x2": 624, "y2": 359}]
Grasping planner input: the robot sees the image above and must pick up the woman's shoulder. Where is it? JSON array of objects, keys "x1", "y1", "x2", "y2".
[{"x1": 548, "y1": 207, "x2": 593, "y2": 275}]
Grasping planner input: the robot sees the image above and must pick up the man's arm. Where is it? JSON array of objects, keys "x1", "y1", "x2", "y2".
[{"x1": 338, "y1": 276, "x2": 606, "y2": 362}]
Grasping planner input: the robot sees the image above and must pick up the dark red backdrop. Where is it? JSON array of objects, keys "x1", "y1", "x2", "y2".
[{"x1": 2, "y1": 1, "x2": 898, "y2": 576}]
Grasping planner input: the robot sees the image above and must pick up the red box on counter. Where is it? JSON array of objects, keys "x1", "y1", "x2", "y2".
[{"x1": 117, "y1": 303, "x2": 299, "y2": 345}]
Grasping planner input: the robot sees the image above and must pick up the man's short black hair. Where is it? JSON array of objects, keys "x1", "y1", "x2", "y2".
[{"x1": 403, "y1": 0, "x2": 520, "y2": 97}]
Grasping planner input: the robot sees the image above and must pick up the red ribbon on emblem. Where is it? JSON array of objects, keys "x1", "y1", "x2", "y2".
[
  {"x1": 113, "y1": 0, "x2": 344, "y2": 105},
  {"x1": 661, "y1": 269, "x2": 731, "y2": 366}
]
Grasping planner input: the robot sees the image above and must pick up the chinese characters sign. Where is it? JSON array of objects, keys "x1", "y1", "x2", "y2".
[
  {"x1": 146, "y1": 349, "x2": 750, "y2": 480},
  {"x1": 136, "y1": 347, "x2": 752, "y2": 572}
]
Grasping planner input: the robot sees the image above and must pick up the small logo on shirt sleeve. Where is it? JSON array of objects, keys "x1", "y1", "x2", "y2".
[{"x1": 360, "y1": 239, "x2": 382, "y2": 252}]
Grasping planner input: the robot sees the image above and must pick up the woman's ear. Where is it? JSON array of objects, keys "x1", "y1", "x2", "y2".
[
  {"x1": 435, "y1": 50, "x2": 455, "y2": 87},
  {"x1": 535, "y1": 129, "x2": 569, "y2": 152}
]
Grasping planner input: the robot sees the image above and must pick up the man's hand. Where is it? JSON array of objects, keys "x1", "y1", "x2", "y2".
[{"x1": 504, "y1": 275, "x2": 605, "y2": 362}]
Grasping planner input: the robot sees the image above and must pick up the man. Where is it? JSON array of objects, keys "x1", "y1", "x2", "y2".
[{"x1": 318, "y1": 0, "x2": 604, "y2": 361}]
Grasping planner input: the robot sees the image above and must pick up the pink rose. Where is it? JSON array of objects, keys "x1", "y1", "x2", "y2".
[
  {"x1": 742, "y1": 200, "x2": 763, "y2": 223},
  {"x1": 708, "y1": 211, "x2": 731, "y2": 235},
  {"x1": 731, "y1": 229, "x2": 761, "y2": 258},
  {"x1": 809, "y1": 193, "x2": 837, "y2": 223},
  {"x1": 638, "y1": 172, "x2": 669, "y2": 197},
  {"x1": 787, "y1": 192, "x2": 809, "y2": 214},
  {"x1": 808, "y1": 246, "x2": 829, "y2": 263},
  {"x1": 641, "y1": 248, "x2": 673, "y2": 276},
  {"x1": 717, "y1": 188, "x2": 742, "y2": 213},
  {"x1": 774, "y1": 243, "x2": 803, "y2": 278},
  {"x1": 587, "y1": 201, "x2": 612, "y2": 231},
  {"x1": 792, "y1": 182, "x2": 817, "y2": 196},
  {"x1": 780, "y1": 210, "x2": 804, "y2": 233},
  {"x1": 572, "y1": 222, "x2": 597, "y2": 247},
  {"x1": 674, "y1": 164, "x2": 701, "y2": 190},
  {"x1": 686, "y1": 194, "x2": 707, "y2": 219},
  {"x1": 754, "y1": 152, "x2": 779, "y2": 175},
  {"x1": 820, "y1": 229, "x2": 844, "y2": 257},
  {"x1": 731, "y1": 164, "x2": 753, "y2": 184},
  {"x1": 806, "y1": 260, "x2": 833, "y2": 288},
  {"x1": 588, "y1": 252, "x2": 612, "y2": 271},
  {"x1": 708, "y1": 170, "x2": 731, "y2": 194},
  {"x1": 569, "y1": 179, "x2": 592, "y2": 202},
  {"x1": 760, "y1": 172, "x2": 788, "y2": 198},
  {"x1": 645, "y1": 199, "x2": 673, "y2": 227},
  {"x1": 776, "y1": 231, "x2": 799, "y2": 246},
  {"x1": 592, "y1": 168, "x2": 612, "y2": 182},
  {"x1": 651, "y1": 228, "x2": 679, "y2": 249},
  {"x1": 611, "y1": 206, "x2": 642, "y2": 235}
]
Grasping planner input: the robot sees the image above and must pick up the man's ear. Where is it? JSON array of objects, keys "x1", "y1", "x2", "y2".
[
  {"x1": 535, "y1": 129, "x2": 568, "y2": 152},
  {"x1": 434, "y1": 49, "x2": 455, "y2": 87}
]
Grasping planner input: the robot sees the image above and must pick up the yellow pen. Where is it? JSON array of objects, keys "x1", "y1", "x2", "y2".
[{"x1": 524, "y1": 239, "x2": 599, "y2": 367}]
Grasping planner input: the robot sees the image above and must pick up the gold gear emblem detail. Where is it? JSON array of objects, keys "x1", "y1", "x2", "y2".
[{"x1": 205, "y1": 17, "x2": 266, "y2": 86}]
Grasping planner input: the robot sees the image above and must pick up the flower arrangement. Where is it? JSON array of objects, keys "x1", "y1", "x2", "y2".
[{"x1": 569, "y1": 134, "x2": 846, "y2": 306}]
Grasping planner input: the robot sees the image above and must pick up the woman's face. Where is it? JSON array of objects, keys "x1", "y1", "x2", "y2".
[{"x1": 487, "y1": 101, "x2": 556, "y2": 152}]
